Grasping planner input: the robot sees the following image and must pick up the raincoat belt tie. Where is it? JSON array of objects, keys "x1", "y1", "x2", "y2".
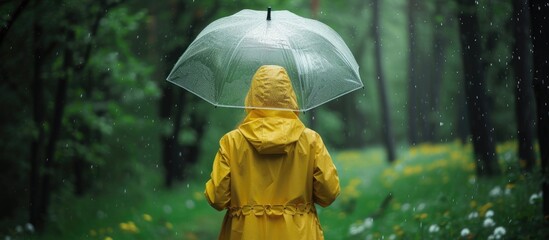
[{"x1": 228, "y1": 203, "x2": 315, "y2": 217}]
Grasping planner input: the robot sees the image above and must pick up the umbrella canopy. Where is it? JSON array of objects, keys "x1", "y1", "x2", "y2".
[{"x1": 166, "y1": 8, "x2": 363, "y2": 111}]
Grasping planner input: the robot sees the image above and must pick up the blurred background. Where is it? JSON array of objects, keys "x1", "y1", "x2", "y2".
[{"x1": 1, "y1": 0, "x2": 547, "y2": 239}]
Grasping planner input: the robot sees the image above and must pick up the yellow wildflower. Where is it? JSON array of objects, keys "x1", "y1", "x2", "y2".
[
  {"x1": 165, "y1": 222, "x2": 173, "y2": 230},
  {"x1": 410, "y1": 147, "x2": 418, "y2": 156},
  {"x1": 393, "y1": 225, "x2": 404, "y2": 236},
  {"x1": 342, "y1": 178, "x2": 361, "y2": 199},
  {"x1": 403, "y1": 165, "x2": 423, "y2": 176},
  {"x1": 193, "y1": 191, "x2": 203, "y2": 201},
  {"x1": 119, "y1": 221, "x2": 139, "y2": 233},
  {"x1": 506, "y1": 183, "x2": 515, "y2": 189},
  {"x1": 478, "y1": 202, "x2": 494, "y2": 217},
  {"x1": 470, "y1": 200, "x2": 477, "y2": 209},
  {"x1": 143, "y1": 214, "x2": 152, "y2": 222},
  {"x1": 104, "y1": 237, "x2": 113, "y2": 240},
  {"x1": 450, "y1": 151, "x2": 461, "y2": 160},
  {"x1": 414, "y1": 213, "x2": 428, "y2": 220}
]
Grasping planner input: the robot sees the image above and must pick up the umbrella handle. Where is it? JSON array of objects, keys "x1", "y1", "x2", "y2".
[{"x1": 267, "y1": 7, "x2": 271, "y2": 21}]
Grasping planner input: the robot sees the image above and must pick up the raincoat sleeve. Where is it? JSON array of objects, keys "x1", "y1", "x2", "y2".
[
  {"x1": 205, "y1": 137, "x2": 231, "y2": 211},
  {"x1": 312, "y1": 133, "x2": 340, "y2": 207}
]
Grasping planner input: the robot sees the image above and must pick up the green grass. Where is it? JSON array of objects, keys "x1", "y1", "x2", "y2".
[{"x1": 6, "y1": 141, "x2": 548, "y2": 239}]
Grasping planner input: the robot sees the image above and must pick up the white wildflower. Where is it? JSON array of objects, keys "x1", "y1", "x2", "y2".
[
  {"x1": 487, "y1": 234, "x2": 495, "y2": 240},
  {"x1": 468, "y1": 211, "x2": 479, "y2": 219},
  {"x1": 494, "y1": 226, "x2": 506, "y2": 236},
  {"x1": 489, "y1": 186, "x2": 502, "y2": 197},
  {"x1": 529, "y1": 193, "x2": 540, "y2": 204},
  {"x1": 363, "y1": 218, "x2": 374, "y2": 228},
  {"x1": 460, "y1": 228, "x2": 470, "y2": 237},
  {"x1": 483, "y1": 218, "x2": 496, "y2": 227},
  {"x1": 349, "y1": 223, "x2": 366, "y2": 235},
  {"x1": 468, "y1": 177, "x2": 476, "y2": 184},
  {"x1": 15, "y1": 225, "x2": 22, "y2": 233},
  {"x1": 428, "y1": 224, "x2": 440, "y2": 233},
  {"x1": 485, "y1": 210, "x2": 495, "y2": 218},
  {"x1": 417, "y1": 203, "x2": 426, "y2": 211},
  {"x1": 25, "y1": 223, "x2": 34, "y2": 233},
  {"x1": 504, "y1": 188, "x2": 511, "y2": 195},
  {"x1": 5, "y1": 236, "x2": 12, "y2": 240},
  {"x1": 388, "y1": 234, "x2": 396, "y2": 240},
  {"x1": 401, "y1": 203, "x2": 411, "y2": 212}
]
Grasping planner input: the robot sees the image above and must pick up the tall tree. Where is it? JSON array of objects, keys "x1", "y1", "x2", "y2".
[
  {"x1": 457, "y1": 0, "x2": 500, "y2": 177},
  {"x1": 407, "y1": 0, "x2": 419, "y2": 145},
  {"x1": 372, "y1": 0, "x2": 396, "y2": 162},
  {"x1": 529, "y1": 0, "x2": 549, "y2": 217},
  {"x1": 512, "y1": 0, "x2": 536, "y2": 172},
  {"x1": 29, "y1": 0, "x2": 45, "y2": 228},
  {"x1": 428, "y1": 0, "x2": 447, "y2": 143}
]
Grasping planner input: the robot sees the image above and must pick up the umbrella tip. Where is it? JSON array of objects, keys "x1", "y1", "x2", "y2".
[{"x1": 267, "y1": 7, "x2": 271, "y2": 21}]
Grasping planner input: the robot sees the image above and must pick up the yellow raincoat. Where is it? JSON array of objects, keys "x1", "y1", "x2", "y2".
[{"x1": 205, "y1": 65, "x2": 340, "y2": 240}]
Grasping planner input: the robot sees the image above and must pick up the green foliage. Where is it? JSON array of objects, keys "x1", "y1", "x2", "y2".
[
  {"x1": 332, "y1": 141, "x2": 546, "y2": 239},
  {"x1": 5, "y1": 141, "x2": 546, "y2": 239}
]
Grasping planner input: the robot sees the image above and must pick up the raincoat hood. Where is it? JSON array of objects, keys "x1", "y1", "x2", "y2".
[{"x1": 238, "y1": 65, "x2": 305, "y2": 154}]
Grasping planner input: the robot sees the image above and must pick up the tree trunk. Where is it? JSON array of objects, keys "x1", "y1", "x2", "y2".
[
  {"x1": 310, "y1": 0, "x2": 319, "y2": 19},
  {"x1": 457, "y1": 0, "x2": 500, "y2": 177},
  {"x1": 73, "y1": 121, "x2": 90, "y2": 196},
  {"x1": 529, "y1": 0, "x2": 549, "y2": 218},
  {"x1": 160, "y1": 85, "x2": 177, "y2": 187},
  {"x1": 372, "y1": 0, "x2": 396, "y2": 162},
  {"x1": 457, "y1": 89, "x2": 469, "y2": 144},
  {"x1": 512, "y1": 0, "x2": 536, "y2": 172},
  {"x1": 428, "y1": 0, "x2": 446, "y2": 143},
  {"x1": 407, "y1": 0, "x2": 419, "y2": 146},
  {"x1": 29, "y1": 9, "x2": 45, "y2": 228},
  {"x1": 171, "y1": 91, "x2": 185, "y2": 182},
  {"x1": 37, "y1": 26, "x2": 73, "y2": 231}
]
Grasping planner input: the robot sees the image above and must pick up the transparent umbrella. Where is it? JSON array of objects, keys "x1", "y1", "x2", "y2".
[{"x1": 166, "y1": 8, "x2": 363, "y2": 111}]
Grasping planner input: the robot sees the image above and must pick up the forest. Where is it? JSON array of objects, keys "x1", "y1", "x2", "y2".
[{"x1": 0, "y1": 0, "x2": 548, "y2": 239}]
